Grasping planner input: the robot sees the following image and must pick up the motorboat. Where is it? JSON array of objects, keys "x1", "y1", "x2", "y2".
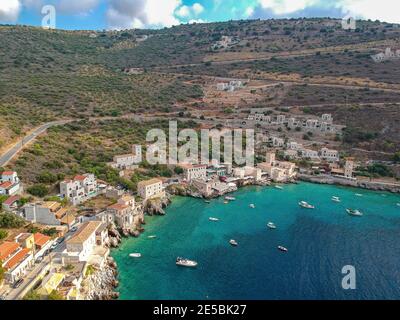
[
  {"x1": 355, "y1": 193, "x2": 363, "y2": 197},
  {"x1": 129, "y1": 253, "x2": 142, "y2": 258},
  {"x1": 275, "y1": 185, "x2": 284, "y2": 190},
  {"x1": 205, "y1": 200, "x2": 211, "y2": 204},
  {"x1": 267, "y1": 222, "x2": 277, "y2": 229},
  {"x1": 225, "y1": 196, "x2": 236, "y2": 201},
  {"x1": 209, "y1": 217, "x2": 220, "y2": 222},
  {"x1": 148, "y1": 235, "x2": 157, "y2": 239},
  {"x1": 299, "y1": 201, "x2": 315, "y2": 209},
  {"x1": 331, "y1": 196, "x2": 341, "y2": 203},
  {"x1": 229, "y1": 239, "x2": 238, "y2": 246},
  {"x1": 249, "y1": 204, "x2": 256, "y2": 209},
  {"x1": 176, "y1": 257, "x2": 198, "y2": 268},
  {"x1": 396, "y1": 203, "x2": 400, "y2": 207},
  {"x1": 278, "y1": 246, "x2": 288, "y2": 252},
  {"x1": 346, "y1": 209, "x2": 363, "y2": 217}
]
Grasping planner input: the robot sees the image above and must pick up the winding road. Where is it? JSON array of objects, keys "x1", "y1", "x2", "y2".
[{"x1": 0, "y1": 120, "x2": 73, "y2": 167}]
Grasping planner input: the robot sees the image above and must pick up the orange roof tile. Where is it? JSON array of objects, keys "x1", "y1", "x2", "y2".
[
  {"x1": 0, "y1": 181, "x2": 13, "y2": 189},
  {"x1": 3, "y1": 195, "x2": 20, "y2": 206},
  {"x1": 108, "y1": 203, "x2": 129, "y2": 211},
  {"x1": 0, "y1": 242, "x2": 20, "y2": 261},
  {"x1": 4, "y1": 248, "x2": 31, "y2": 270},
  {"x1": 74, "y1": 175, "x2": 87, "y2": 181},
  {"x1": 1, "y1": 171, "x2": 16, "y2": 176},
  {"x1": 34, "y1": 233, "x2": 51, "y2": 248}
]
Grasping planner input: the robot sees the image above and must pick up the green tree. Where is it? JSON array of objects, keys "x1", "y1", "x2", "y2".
[
  {"x1": 0, "y1": 213, "x2": 25, "y2": 229},
  {"x1": 48, "y1": 290, "x2": 65, "y2": 300},
  {"x1": 0, "y1": 260, "x2": 5, "y2": 282},
  {"x1": 27, "y1": 184, "x2": 49, "y2": 197},
  {"x1": 0, "y1": 229, "x2": 8, "y2": 240},
  {"x1": 393, "y1": 152, "x2": 400, "y2": 163},
  {"x1": 24, "y1": 290, "x2": 41, "y2": 300}
]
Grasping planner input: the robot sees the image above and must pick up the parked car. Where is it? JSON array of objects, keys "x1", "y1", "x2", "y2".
[
  {"x1": 12, "y1": 279, "x2": 24, "y2": 289},
  {"x1": 35, "y1": 256, "x2": 44, "y2": 263},
  {"x1": 71, "y1": 227, "x2": 78, "y2": 232},
  {"x1": 57, "y1": 237, "x2": 65, "y2": 244}
]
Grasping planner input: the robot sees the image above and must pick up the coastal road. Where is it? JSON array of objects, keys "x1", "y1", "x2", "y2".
[{"x1": 0, "y1": 120, "x2": 73, "y2": 167}]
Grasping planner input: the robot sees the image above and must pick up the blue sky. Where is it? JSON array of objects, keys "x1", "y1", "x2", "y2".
[{"x1": 0, "y1": 0, "x2": 399, "y2": 30}]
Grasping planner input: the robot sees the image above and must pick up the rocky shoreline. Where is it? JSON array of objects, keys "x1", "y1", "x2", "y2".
[{"x1": 299, "y1": 174, "x2": 400, "y2": 193}]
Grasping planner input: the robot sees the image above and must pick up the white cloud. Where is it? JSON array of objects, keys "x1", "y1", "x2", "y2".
[
  {"x1": 107, "y1": 0, "x2": 182, "y2": 30},
  {"x1": 258, "y1": 0, "x2": 318, "y2": 15},
  {"x1": 336, "y1": 0, "x2": 400, "y2": 23},
  {"x1": 192, "y1": 3, "x2": 204, "y2": 15},
  {"x1": 0, "y1": 0, "x2": 21, "y2": 22},
  {"x1": 176, "y1": 2, "x2": 204, "y2": 19},
  {"x1": 245, "y1": 6, "x2": 254, "y2": 18}
]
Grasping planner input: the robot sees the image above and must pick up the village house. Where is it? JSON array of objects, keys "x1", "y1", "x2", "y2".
[
  {"x1": 108, "y1": 145, "x2": 142, "y2": 170},
  {"x1": 2, "y1": 195, "x2": 20, "y2": 212},
  {"x1": 192, "y1": 178, "x2": 237, "y2": 198},
  {"x1": 320, "y1": 147, "x2": 340, "y2": 162},
  {"x1": 137, "y1": 178, "x2": 165, "y2": 200},
  {"x1": 37, "y1": 272, "x2": 65, "y2": 298},
  {"x1": 0, "y1": 241, "x2": 34, "y2": 284},
  {"x1": 64, "y1": 221, "x2": 105, "y2": 263},
  {"x1": 257, "y1": 151, "x2": 297, "y2": 182},
  {"x1": 0, "y1": 171, "x2": 22, "y2": 196},
  {"x1": 180, "y1": 164, "x2": 207, "y2": 182},
  {"x1": 60, "y1": 174, "x2": 99, "y2": 205},
  {"x1": 24, "y1": 201, "x2": 69, "y2": 226},
  {"x1": 106, "y1": 202, "x2": 134, "y2": 229}
]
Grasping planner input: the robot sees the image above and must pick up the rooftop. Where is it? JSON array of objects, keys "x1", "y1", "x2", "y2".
[
  {"x1": 67, "y1": 221, "x2": 102, "y2": 245},
  {"x1": 3, "y1": 195, "x2": 20, "y2": 206},
  {"x1": 4, "y1": 248, "x2": 31, "y2": 270},
  {"x1": 0, "y1": 181, "x2": 13, "y2": 189},
  {"x1": 0, "y1": 242, "x2": 20, "y2": 261},
  {"x1": 137, "y1": 178, "x2": 163, "y2": 188},
  {"x1": 34, "y1": 233, "x2": 51, "y2": 247},
  {"x1": 1, "y1": 171, "x2": 16, "y2": 176}
]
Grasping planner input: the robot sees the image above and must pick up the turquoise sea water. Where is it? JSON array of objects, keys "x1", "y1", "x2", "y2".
[{"x1": 112, "y1": 182, "x2": 400, "y2": 300}]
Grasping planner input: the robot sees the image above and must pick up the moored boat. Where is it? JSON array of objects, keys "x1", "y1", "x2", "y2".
[
  {"x1": 275, "y1": 185, "x2": 284, "y2": 190},
  {"x1": 267, "y1": 222, "x2": 277, "y2": 229},
  {"x1": 229, "y1": 239, "x2": 238, "y2": 246},
  {"x1": 278, "y1": 246, "x2": 288, "y2": 252},
  {"x1": 176, "y1": 257, "x2": 198, "y2": 268},
  {"x1": 331, "y1": 196, "x2": 341, "y2": 203},
  {"x1": 129, "y1": 253, "x2": 142, "y2": 258},
  {"x1": 209, "y1": 217, "x2": 220, "y2": 222},
  {"x1": 299, "y1": 201, "x2": 315, "y2": 209},
  {"x1": 225, "y1": 196, "x2": 236, "y2": 201},
  {"x1": 148, "y1": 235, "x2": 157, "y2": 239},
  {"x1": 355, "y1": 193, "x2": 363, "y2": 197},
  {"x1": 249, "y1": 204, "x2": 256, "y2": 209},
  {"x1": 346, "y1": 209, "x2": 363, "y2": 217}
]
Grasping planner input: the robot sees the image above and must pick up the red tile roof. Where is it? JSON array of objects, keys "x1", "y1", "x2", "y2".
[
  {"x1": 4, "y1": 248, "x2": 31, "y2": 270},
  {"x1": 3, "y1": 195, "x2": 20, "y2": 206},
  {"x1": 0, "y1": 181, "x2": 13, "y2": 189},
  {"x1": 33, "y1": 233, "x2": 51, "y2": 248},
  {"x1": 0, "y1": 242, "x2": 20, "y2": 261},
  {"x1": 108, "y1": 203, "x2": 129, "y2": 211},
  {"x1": 74, "y1": 175, "x2": 87, "y2": 181},
  {"x1": 1, "y1": 171, "x2": 16, "y2": 176}
]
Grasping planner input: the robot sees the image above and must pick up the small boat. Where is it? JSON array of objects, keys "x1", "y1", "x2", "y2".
[
  {"x1": 176, "y1": 257, "x2": 198, "y2": 268},
  {"x1": 347, "y1": 209, "x2": 363, "y2": 217},
  {"x1": 397, "y1": 203, "x2": 400, "y2": 207},
  {"x1": 129, "y1": 253, "x2": 142, "y2": 258},
  {"x1": 331, "y1": 196, "x2": 341, "y2": 203},
  {"x1": 249, "y1": 204, "x2": 256, "y2": 209},
  {"x1": 209, "y1": 217, "x2": 220, "y2": 222},
  {"x1": 205, "y1": 200, "x2": 211, "y2": 204},
  {"x1": 225, "y1": 196, "x2": 236, "y2": 201},
  {"x1": 275, "y1": 185, "x2": 284, "y2": 190},
  {"x1": 278, "y1": 246, "x2": 288, "y2": 252},
  {"x1": 267, "y1": 222, "x2": 277, "y2": 229},
  {"x1": 148, "y1": 235, "x2": 157, "y2": 239},
  {"x1": 224, "y1": 201, "x2": 229, "y2": 204},
  {"x1": 355, "y1": 193, "x2": 363, "y2": 197},
  {"x1": 229, "y1": 239, "x2": 238, "y2": 246},
  {"x1": 299, "y1": 201, "x2": 315, "y2": 209}
]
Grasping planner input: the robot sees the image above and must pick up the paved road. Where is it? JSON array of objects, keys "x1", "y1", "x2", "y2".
[{"x1": 0, "y1": 120, "x2": 72, "y2": 167}]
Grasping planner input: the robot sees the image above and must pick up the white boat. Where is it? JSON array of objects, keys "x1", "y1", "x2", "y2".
[
  {"x1": 299, "y1": 201, "x2": 315, "y2": 209},
  {"x1": 148, "y1": 235, "x2": 157, "y2": 239},
  {"x1": 331, "y1": 196, "x2": 341, "y2": 203},
  {"x1": 249, "y1": 204, "x2": 256, "y2": 209},
  {"x1": 275, "y1": 185, "x2": 284, "y2": 190},
  {"x1": 225, "y1": 196, "x2": 236, "y2": 201},
  {"x1": 209, "y1": 217, "x2": 220, "y2": 222},
  {"x1": 176, "y1": 257, "x2": 198, "y2": 268},
  {"x1": 267, "y1": 222, "x2": 277, "y2": 229},
  {"x1": 229, "y1": 239, "x2": 238, "y2": 246},
  {"x1": 129, "y1": 253, "x2": 142, "y2": 258},
  {"x1": 347, "y1": 209, "x2": 363, "y2": 217},
  {"x1": 355, "y1": 193, "x2": 363, "y2": 197},
  {"x1": 278, "y1": 246, "x2": 288, "y2": 252},
  {"x1": 397, "y1": 203, "x2": 400, "y2": 207}
]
